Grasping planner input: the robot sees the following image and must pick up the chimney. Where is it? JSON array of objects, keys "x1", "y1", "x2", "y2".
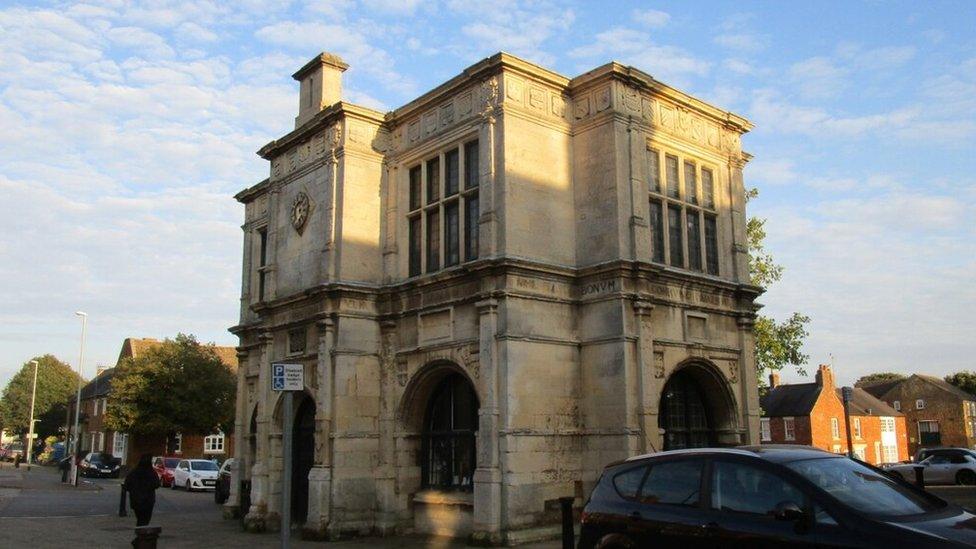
[
  {"x1": 769, "y1": 372, "x2": 780, "y2": 388},
  {"x1": 815, "y1": 364, "x2": 835, "y2": 388},
  {"x1": 293, "y1": 52, "x2": 348, "y2": 128}
]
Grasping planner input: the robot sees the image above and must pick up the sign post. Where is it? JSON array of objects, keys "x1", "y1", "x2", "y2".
[{"x1": 272, "y1": 363, "x2": 304, "y2": 549}]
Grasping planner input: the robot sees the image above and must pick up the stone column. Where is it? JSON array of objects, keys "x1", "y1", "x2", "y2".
[
  {"x1": 727, "y1": 156, "x2": 750, "y2": 284},
  {"x1": 246, "y1": 332, "x2": 275, "y2": 532},
  {"x1": 627, "y1": 117, "x2": 649, "y2": 262},
  {"x1": 478, "y1": 77, "x2": 499, "y2": 258},
  {"x1": 472, "y1": 298, "x2": 502, "y2": 545},
  {"x1": 305, "y1": 318, "x2": 335, "y2": 539},
  {"x1": 381, "y1": 159, "x2": 398, "y2": 283},
  {"x1": 224, "y1": 348, "x2": 249, "y2": 519},
  {"x1": 632, "y1": 301, "x2": 657, "y2": 453},
  {"x1": 736, "y1": 313, "x2": 760, "y2": 445},
  {"x1": 375, "y1": 320, "x2": 398, "y2": 534}
]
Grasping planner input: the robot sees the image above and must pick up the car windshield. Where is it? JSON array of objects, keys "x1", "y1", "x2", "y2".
[
  {"x1": 91, "y1": 453, "x2": 114, "y2": 463},
  {"x1": 787, "y1": 457, "x2": 942, "y2": 517},
  {"x1": 163, "y1": 458, "x2": 180, "y2": 468},
  {"x1": 190, "y1": 461, "x2": 218, "y2": 471}
]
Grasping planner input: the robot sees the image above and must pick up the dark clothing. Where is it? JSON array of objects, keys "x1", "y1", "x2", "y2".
[
  {"x1": 123, "y1": 464, "x2": 160, "y2": 523},
  {"x1": 134, "y1": 506, "x2": 153, "y2": 527}
]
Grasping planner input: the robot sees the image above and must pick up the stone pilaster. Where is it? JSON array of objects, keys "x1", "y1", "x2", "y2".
[
  {"x1": 304, "y1": 318, "x2": 335, "y2": 538},
  {"x1": 479, "y1": 77, "x2": 499, "y2": 258},
  {"x1": 245, "y1": 332, "x2": 274, "y2": 532},
  {"x1": 736, "y1": 313, "x2": 760, "y2": 445},
  {"x1": 633, "y1": 300, "x2": 657, "y2": 453},
  {"x1": 471, "y1": 298, "x2": 502, "y2": 545},
  {"x1": 727, "y1": 156, "x2": 750, "y2": 284},
  {"x1": 375, "y1": 320, "x2": 398, "y2": 534},
  {"x1": 224, "y1": 347, "x2": 250, "y2": 519}
]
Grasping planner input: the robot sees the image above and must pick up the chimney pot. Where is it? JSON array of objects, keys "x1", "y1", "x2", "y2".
[
  {"x1": 769, "y1": 372, "x2": 780, "y2": 388},
  {"x1": 293, "y1": 52, "x2": 348, "y2": 128},
  {"x1": 816, "y1": 364, "x2": 834, "y2": 388}
]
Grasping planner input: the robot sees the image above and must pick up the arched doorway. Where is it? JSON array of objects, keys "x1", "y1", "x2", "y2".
[
  {"x1": 659, "y1": 362, "x2": 737, "y2": 450},
  {"x1": 421, "y1": 372, "x2": 479, "y2": 491},
  {"x1": 292, "y1": 396, "x2": 315, "y2": 523}
]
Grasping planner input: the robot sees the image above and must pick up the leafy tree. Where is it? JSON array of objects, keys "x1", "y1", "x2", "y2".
[
  {"x1": 854, "y1": 372, "x2": 906, "y2": 387},
  {"x1": 945, "y1": 371, "x2": 976, "y2": 398},
  {"x1": 105, "y1": 334, "x2": 235, "y2": 451},
  {"x1": 748, "y1": 189, "x2": 811, "y2": 379},
  {"x1": 0, "y1": 355, "x2": 82, "y2": 439}
]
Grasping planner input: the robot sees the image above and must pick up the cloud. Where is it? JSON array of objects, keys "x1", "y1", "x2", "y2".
[
  {"x1": 632, "y1": 9, "x2": 670, "y2": 28},
  {"x1": 749, "y1": 89, "x2": 918, "y2": 137},
  {"x1": 789, "y1": 56, "x2": 847, "y2": 99},
  {"x1": 570, "y1": 27, "x2": 710, "y2": 84},
  {"x1": 449, "y1": 0, "x2": 575, "y2": 67},
  {"x1": 714, "y1": 32, "x2": 767, "y2": 53}
]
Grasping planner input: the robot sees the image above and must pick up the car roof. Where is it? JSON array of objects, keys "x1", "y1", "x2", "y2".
[{"x1": 623, "y1": 445, "x2": 838, "y2": 466}]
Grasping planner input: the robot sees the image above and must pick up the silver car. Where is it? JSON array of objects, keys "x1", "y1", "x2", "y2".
[{"x1": 885, "y1": 452, "x2": 976, "y2": 485}]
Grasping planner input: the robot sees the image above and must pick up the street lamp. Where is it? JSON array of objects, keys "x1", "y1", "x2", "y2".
[
  {"x1": 71, "y1": 311, "x2": 87, "y2": 486},
  {"x1": 26, "y1": 360, "x2": 39, "y2": 471}
]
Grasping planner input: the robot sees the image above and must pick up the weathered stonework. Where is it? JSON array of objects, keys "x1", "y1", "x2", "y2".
[{"x1": 230, "y1": 51, "x2": 761, "y2": 544}]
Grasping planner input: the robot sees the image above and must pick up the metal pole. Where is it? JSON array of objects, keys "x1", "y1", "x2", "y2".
[
  {"x1": 26, "y1": 360, "x2": 39, "y2": 470},
  {"x1": 842, "y1": 386, "x2": 855, "y2": 459},
  {"x1": 281, "y1": 391, "x2": 293, "y2": 549},
  {"x1": 72, "y1": 311, "x2": 87, "y2": 486}
]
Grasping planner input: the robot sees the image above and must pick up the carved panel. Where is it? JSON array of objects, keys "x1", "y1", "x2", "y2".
[
  {"x1": 458, "y1": 92, "x2": 472, "y2": 116},
  {"x1": 551, "y1": 94, "x2": 566, "y2": 118},
  {"x1": 574, "y1": 94, "x2": 591, "y2": 119},
  {"x1": 528, "y1": 87, "x2": 546, "y2": 110},
  {"x1": 596, "y1": 87, "x2": 612, "y2": 111},
  {"x1": 505, "y1": 77, "x2": 524, "y2": 104},
  {"x1": 653, "y1": 352, "x2": 665, "y2": 378},
  {"x1": 422, "y1": 111, "x2": 437, "y2": 137},
  {"x1": 407, "y1": 120, "x2": 420, "y2": 143},
  {"x1": 439, "y1": 103, "x2": 454, "y2": 127}
]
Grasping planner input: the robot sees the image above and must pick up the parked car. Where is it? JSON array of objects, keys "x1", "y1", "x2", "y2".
[
  {"x1": 578, "y1": 445, "x2": 976, "y2": 548},
  {"x1": 1, "y1": 442, "x2": 24, "y2": 462},
  {"x1": 884, "y1": 453, "x2": 976, "y2": 485},
  {"x1": 152, "y1": 456, "x2": 181, "y2": 487},
  {"x1": 79, "y1": 452, "x2": 121, "y2": 478},
  {"x1": 172, "y1": 459, "x2": 219, "y2": 492},
  {"x1": 214, "y1": 458, "x2": 235, "y2": 504},
  {"x1": 915, "y1": 447, "x2": 976, "y2": 463}
]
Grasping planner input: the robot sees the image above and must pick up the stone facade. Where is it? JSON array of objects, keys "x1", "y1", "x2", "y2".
[{"x1": 229, "y1": 51, "x2": 761, "y2": 543}]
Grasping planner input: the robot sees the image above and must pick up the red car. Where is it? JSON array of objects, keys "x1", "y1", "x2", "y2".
[{"x1": 152, "y1": 456, "x2": 181, "y2": 487}]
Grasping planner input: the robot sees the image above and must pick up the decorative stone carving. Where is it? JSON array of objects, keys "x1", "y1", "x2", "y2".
[
  {"x1": 551, "y1": 94, "x2": 566, "y2": 118},
  {"x1": 395, "y1": 359, "x2": 408, "y2": 387},
  {"x1": 596, "y1": 87, "x2": 611, "y2": 111},
  {"x1": 528, "y1": 87, "x2": 545, "y2": 110},
  {"x1": 727, "y1": 360, "x2": 739, "y2": 384},
  {"x1": 574, "y1": 94, "x2": 590, "y2": 120},
  {"x1": 653, "y1": 352, "x2": 665, "y2": 378},
  {"x1": 458, "y1": 344, "x2": 479, "y2": 379},
  {"x1": 480, "y1": 76, "x2": 499, "y2": 123},
  {"x1": 291, "y1": 191, "x2": 311, "y2": 234},
  {"x1": 505, "y1": 77, "x2": 523, "y2": 103},
  {"x1": 457, "y1": 92, "x2": 473, "y2": 116},
  {"x1": 439, "y1": 103, "x2": 454, "y2": 126}
]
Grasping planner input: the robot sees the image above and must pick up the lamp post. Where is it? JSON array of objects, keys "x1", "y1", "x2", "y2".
[
  {"x1": 71, "y1": 311, "x2": 87, "y2": 486},
  {"x1": 26, "y1": 360, "x2": 39, "y2": 471}
]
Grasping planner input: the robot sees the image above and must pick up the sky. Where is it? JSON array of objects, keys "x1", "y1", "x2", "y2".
[{"x1": 1, "y1": 0, "x2": 974, "y2": 390}]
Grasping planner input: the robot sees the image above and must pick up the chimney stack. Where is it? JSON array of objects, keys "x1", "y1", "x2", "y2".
[
  {"x1": 769, "y1": 372, "x2": 780, "y2": 388},
  {"x1": 815, "y1": 364, "x2": 834, "y2": 388},
  {"x1": 293, "y1": 52, "x2": 348, "y2": 128}
]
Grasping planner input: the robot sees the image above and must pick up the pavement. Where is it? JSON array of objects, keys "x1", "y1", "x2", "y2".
[{"x1": 0, "y1": 461, "x2": 562, "y2": 548}]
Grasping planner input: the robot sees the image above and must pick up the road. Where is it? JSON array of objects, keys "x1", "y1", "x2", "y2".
[{"x1": 0, "y1": 461, "x2": 561, "y2": 548}]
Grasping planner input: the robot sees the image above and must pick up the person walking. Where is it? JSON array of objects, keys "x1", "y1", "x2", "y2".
[{"x1": 123, "y1": 454, "x2": 160, "y2": 526}]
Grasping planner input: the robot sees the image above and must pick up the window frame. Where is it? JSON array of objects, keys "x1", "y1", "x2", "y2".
[
  {"x1": 783, "y1": 416, "x2": 796, "y2": 441},
  {"x1": 708, "y1": 458, "x2": 810, "y2": 519},
  {"x1": 406, "y1": 138, "x2": 480, "y2": 277},
  {"x1": 204, "y1": 432, "x2": 225, "y2": 454},
  {"x1": 760, "y1": 418, "x2": 771, "y2": 442},
  {"x1": 646, "y1": 144, "x2": 720, "y2": 275},
  {"x1": 831, "y1": 417, "x2": 840, "y2": 439},
  {"x1": 916, "y1": 399, "x2": 925, "y2": 410},
  {"x1": 853, "y1": 418, "x2": 862, "y2": 439}
]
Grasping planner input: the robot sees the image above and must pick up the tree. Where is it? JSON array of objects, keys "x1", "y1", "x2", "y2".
[
  {"x1": 854, "y1": 372, "x2": 906, "y2": 387},
  {"x1": 0, "y1": 355, "x2": 82, "y2": 439},
  {"x1": 748, "y1": 189, "x2": 811, "y2": 379},
  {"x1": 105, "y1": 334, "x2": 235, "y2": 450},
  {"x1": 945, "y1": 371, "x2": 976, "y2": 398}
]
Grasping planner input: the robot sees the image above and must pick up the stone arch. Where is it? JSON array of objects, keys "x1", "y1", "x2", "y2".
[
  {"x1": 397, "y1": 360, "x2": 480, "y2": 432},
  {"x1": 659, "y1": 358, "x2": 740, "y2": 449}
]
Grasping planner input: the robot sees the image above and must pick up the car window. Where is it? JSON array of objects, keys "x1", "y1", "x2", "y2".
[
  {"x1": 164, "y1": 458, "x2": 180, "y2": 468},
  {"x1": 711, "y1": 460, "x2": 805, "y2": 516},
  {"x1": 927, "y1": 455, "x2": 950, "y2": 465},
  {"x1": 613, "y1": 465, "x2": 647, "y2": 499},
  {"x1": 638, "y1": 458, "x2": 703, "y2": 506},
  {"x1": 813, "y1": 503, "x2": 838, "y2": 526},
  {"x1": 950, "y1": 455, "x2": 968, "y2": 464},
  {"x1": 787, "y1": 457, "x2": 942, "y2": 517},
  {"x1": 179, "y1": 461, "x2": 188, "y2": 469},
  {"x1": 191, "y1": 461, "x2": 218, "y2": 471}
]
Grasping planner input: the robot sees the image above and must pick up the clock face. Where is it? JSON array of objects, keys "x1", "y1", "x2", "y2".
[{"x1": 291, "y1": 192, "x2": 310, "y2": 233}]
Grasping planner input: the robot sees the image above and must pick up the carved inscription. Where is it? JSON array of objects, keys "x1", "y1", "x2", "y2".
[{"x1": 581, "y1": 279, "x2": 617, "y2": 296}]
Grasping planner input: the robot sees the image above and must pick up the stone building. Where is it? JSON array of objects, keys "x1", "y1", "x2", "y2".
[
  {"x1": 761, "y1": 365, "x2": 908, "y2": 465},
  {"x1": 861, "y1": 375, "x2": 976, "y2": 457},
  {"x1": 229, "y1": 51, "x2": 761, "y2": 543}
]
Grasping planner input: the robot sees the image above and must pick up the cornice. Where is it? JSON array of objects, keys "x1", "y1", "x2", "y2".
[
  {"x1": 256, "y1": 102, "x2": 385, "y2": 161},
  {"x1": 235, "y1": 178, "x2": 270, "y2": 203}
]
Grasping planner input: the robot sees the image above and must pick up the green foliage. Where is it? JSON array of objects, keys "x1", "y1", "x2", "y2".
[
  {"x1": 747, "y1": 188, "x2": 811, "y2": 379},
  {"x1": 854, "y1": 372, "x2": 906, "y2": 387},
  {"x1": 105, "y1": 334, "x2": 235, "y2": 437},
  {"x1": 0, "y1": 355, "x2": 82, "y2": 438},
  {"x1": 945, "y1": 371, "x2": 976, "y2": 397}
]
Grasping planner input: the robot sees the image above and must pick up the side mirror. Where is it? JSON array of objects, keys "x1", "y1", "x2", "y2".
[{"x1": 774, "y1": 501, "x2": 805, "y2": 522}]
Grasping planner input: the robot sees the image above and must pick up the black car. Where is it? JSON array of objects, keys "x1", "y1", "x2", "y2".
[
  {"x1": 214, "y1": 458, "x2": 235, "y2": 504},
  {"x1": 578, "y1": 445, "x2": 976, "y2": 548},
  {"x1": 79, "y1": 452, "x2": 121, "y2": 478}
]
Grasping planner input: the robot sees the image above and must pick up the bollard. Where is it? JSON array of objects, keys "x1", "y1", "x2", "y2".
[
  {"x1": 914, "y1": 466, "x2": 925, "y2": 489},
  {"x1": 119, "y1": 485, "x2": 128, "y2": 517},
  {"x1": 132, "y1": 526, "x2": 161, "y2": 549},
  {"x1": 559, "y1": 496, "x2": 574, "y2": 549}
]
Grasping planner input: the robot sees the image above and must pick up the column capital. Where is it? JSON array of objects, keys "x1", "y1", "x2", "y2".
[
  {"x1": 258, "y1": 331, "x2": 274, "y2": 343},
  {"x1": 316, "y1": 317, "x2": 335, "y2": 330},
  {"x1": 633, "y1": 300, "x2": 654, "y2": 316},
  {"x1": 476, "y1": 298, "x2": 498, "y2": 313}
]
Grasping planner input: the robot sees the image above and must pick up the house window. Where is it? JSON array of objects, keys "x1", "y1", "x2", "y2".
[
  {"x1": 881, "y1": 417, "x2": 896, "y2": 433},
  {"x1": 831, "y1": 418, "x2": 840, "y2": 439},
  {"x1": 783, "y1": 417, "x2": 795, "y2": 441},
  {"x1": 853, "y1": 418, "x2": 862, "y2": 439},
  {"x1": 760, "y1": 418, "x2": 771, "y2": 442},
  {"x1": 407, "y1": 140, "x2": 480, "y2": 276},
  {"x1": 832, "y1": 444, "x2": 842, "y2": 454},
  {"x1": 112, "y1": 432, "x2": 127, "y2": 461},
  {"x1": 882, "y1": 444, "x2": 898, "y2": 463},
  {"x1": 916, "y1": 399, "x2": 925, "y2": 410},
  {"x1": 257, "y1": 227, "x2": 269, "y2": 301},
  {"x1": 893, "y1": 400, "x2": 901, "y2": 411},
  {"x1": 648, "y1": 147, "x2": 719, "y2": 275},
  {"x1": 288, "y1": 327, "x2": 306, "y2": 355},
  {"x1": 169, "y1": 433, "x2": 183, "y2": 454},
  {"x1": 918, "y1": 420, "x2": 941, "y2": 446},
  {"x1": 204, "y1": 432, "x2": 225, "y2": 454}
]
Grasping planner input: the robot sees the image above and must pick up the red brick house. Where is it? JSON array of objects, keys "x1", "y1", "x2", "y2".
[
  {"x1": 71, "y1": 337, "x2": 237, "y2": 466},
  {"x1": 860, "y1": 375, "x2": 976, "y2": 457},
  {"x1": 760, "y1": 365, "x2": 909, "y2": 465}
]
